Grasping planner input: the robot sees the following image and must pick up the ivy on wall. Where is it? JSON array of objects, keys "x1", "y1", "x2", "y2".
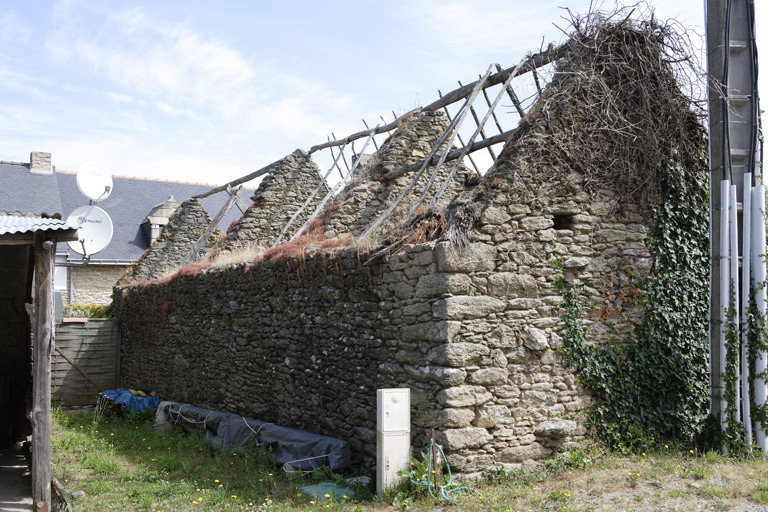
[{"x1": 554, "y1": 150, "x2": 710, "y2": 447}]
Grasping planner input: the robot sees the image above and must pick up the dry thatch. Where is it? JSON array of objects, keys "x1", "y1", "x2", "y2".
[{"x1": 490, "y1": 7, "x2": 705, "y2": 207}]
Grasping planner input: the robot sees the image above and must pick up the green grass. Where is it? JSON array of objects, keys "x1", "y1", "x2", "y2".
[
  {"x1": 52, "y1": 408, "x2": 372, "y2": 511},
  {"x1": 51, "y1": 409, "x2": 768, "y2": 512},
  {"x1": 752, "y1": 482, "x2": 768, "y2": 504}
]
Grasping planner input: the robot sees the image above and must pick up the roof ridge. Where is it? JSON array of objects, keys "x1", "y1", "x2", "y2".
[
  {"x1": 0, "y1": 160, "x2": 29, "y2": 166},
  {"x1": 56, "y1": 170, "x2": 254, "y2": 189}
]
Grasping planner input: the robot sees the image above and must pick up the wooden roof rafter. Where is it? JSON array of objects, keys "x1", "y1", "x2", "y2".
[{"x1": 193, "y1": 43, "x2": 563, "y2": 201}]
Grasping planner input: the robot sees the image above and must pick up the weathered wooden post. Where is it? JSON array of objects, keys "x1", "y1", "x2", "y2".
[{"x1": 31, "y1": 233, "x2": 55, "y2": 510}]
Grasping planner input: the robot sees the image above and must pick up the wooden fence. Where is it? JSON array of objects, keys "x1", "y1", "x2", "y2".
[{"x1": 52, "y1": 319, "x2": 120, "y2": 405}]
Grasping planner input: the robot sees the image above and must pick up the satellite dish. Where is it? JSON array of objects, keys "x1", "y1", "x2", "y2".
[
  {"x1": 76, "y1": 164, "x2": 113, "y2": 202},
  {"x1": 66, "y1": 206, "x2": 114, "y2": 256}
]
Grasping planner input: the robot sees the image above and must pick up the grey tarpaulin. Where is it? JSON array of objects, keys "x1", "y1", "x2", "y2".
[{"x1": 155, "y1": 401, "x2": 351, "y2": 471}]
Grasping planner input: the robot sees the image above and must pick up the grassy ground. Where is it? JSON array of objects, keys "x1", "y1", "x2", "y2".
[{"x1": 51, "y1": 408, "x2": 768, "y2": 512}]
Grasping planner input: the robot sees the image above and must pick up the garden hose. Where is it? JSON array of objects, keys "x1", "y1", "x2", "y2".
[{"x1": 408, "y1": 437, "x2": 482, "y2": 502}]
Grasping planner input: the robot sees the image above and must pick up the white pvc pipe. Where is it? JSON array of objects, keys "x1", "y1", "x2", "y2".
[
  {"x1": 729, "y1": 184, "x2": 740, "y2": 422},
  {"x1": 720, "y1": 179, "x2": 731, "y2": 433},
  {"x1": 751, "y1": 185, "x2": 767, "y2": 453},
  {"x1": 742, "y1": 175, "x2": 753, "y2": 446}
]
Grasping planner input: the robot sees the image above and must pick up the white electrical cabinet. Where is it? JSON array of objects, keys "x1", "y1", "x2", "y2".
[{"x1": 376, "y1": 388, "x2": 410, "y2": 498}]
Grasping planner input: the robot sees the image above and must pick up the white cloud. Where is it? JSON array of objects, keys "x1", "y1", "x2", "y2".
[
  {"x1": 155, "y1": 101, "x2": 196, "y2": 119},
  {"x1": 0, "y1": 11, "x2": 30, "y2": 43},
  {"x1": 395, "y1": 0, "x2": 568, "y2": 57},
  {"x1": 46, "y1": 6, "x2": 257, "y2": 119},
  {"x1": 109, "y1": 92, "x2": 134, "y2": 103},
  {"x1": 42, "y1": 2, "x2": 362, "y2": 157}
]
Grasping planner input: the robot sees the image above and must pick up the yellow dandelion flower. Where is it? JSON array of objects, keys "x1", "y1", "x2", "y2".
[
  {"x1": 218, "y1": 484, "x2": 223, "y2": 488},
  {"x1": 689, "y1": 449, "x2": 694, "y2": 454},
  {"x1": 110, "y1": 433, "x2": 114, "y2": 436},
  {"x1": 310, "y1": 500, "x2": 315, "y2": 504},
  {"x1": 664, "y1": 444, "x2": 669, "y2": 449},
  {"x1": 214, "y1": 480, "x2": 219, "y2": 483},
  {"x1": 324, "y1": 493, "x2": 331, "y2": 498},
  {"x1": 231, "y1": 495, "x2": 237, "y2": 498},
  {"x1": 196, "y1": 488, "x2": 200, "y2": 492},
  {"x1": 268, "y1": 473, "x2": 273, "y2": 476}
]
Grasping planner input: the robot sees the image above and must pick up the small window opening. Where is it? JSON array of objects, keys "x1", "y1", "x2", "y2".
[{"x1": 553, "y1": 214, "x2": 575, "y2": 230}]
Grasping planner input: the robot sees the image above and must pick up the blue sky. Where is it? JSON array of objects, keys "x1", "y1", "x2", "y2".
[{"x1": 0, "y1": 1, "x2": 763, "y2": 186}]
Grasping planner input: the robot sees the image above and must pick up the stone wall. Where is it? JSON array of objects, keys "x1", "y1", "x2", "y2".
[
  {"x1": 220, "y1": 150, "x2": 326, "y2": 252},
  {"x1": 72, "y1": 264, "x2": 128, "y2": 304},
  {"x1": 116, "y1": 168, "x2": 649, "y2": 474},
  {"x1": 118, "y1": 199, "x2": 212, "y2": 285}
]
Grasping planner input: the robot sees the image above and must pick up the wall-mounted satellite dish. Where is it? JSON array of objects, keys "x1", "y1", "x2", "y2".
[
  {"x1": 66, "y1": 205, "x2": 114, "y2": 256},
  {"x1": 76, "y1": 163, "x2": 113, "y2": 202}
]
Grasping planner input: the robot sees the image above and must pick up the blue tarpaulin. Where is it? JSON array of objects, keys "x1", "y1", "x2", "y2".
[{"x1": 100, "y1": 388, "x2": 160, "y2": 413}]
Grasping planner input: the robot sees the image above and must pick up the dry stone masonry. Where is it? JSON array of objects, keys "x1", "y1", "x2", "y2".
[
  {"x1": 119, "y1": 199, "x2": 212, "y2": 284},
  {"x1": 220, "y1": 150, "x2": 326, "y2": 252},
  {"x1": 323, "y1": 110, "x2": 472, "y2": 241}
]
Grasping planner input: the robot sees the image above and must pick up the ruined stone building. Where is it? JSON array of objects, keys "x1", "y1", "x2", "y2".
[{"x1": 115, "y1": 15, "x2": 706, "y2": 474}]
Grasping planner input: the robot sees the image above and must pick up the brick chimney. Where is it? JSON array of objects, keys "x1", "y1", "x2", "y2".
[{"x1": 30, "y1": 152, "x2": 52, "y2": 174}]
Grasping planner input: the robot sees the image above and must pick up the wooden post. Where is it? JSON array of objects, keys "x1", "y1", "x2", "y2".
[
  {"x1": 31, "y1": 234, "x2": 54, "y2": 509},
  {"x1": 186, "y1": 186, "x2": 243, "y2": 263}
]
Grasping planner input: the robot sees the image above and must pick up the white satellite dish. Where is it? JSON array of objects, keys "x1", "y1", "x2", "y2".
[
  {"x1": 76, "y1": 165, "x2": 113, "y2": 202},
  {"x1": 66, "y1": 206, "x2": 114, "y2": 256}
]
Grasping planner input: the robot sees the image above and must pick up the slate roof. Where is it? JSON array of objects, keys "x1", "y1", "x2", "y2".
[
  {"x1": 0, "y1": 161, "x2": 63, "y2": 217},
  {"x1": 1, "y1": 161, "x2": 249, "y2": 263}
]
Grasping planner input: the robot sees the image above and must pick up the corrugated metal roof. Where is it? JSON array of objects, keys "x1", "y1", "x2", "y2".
[{"x1": 0, "y1": 215, "x2": 78, "y2": 235}]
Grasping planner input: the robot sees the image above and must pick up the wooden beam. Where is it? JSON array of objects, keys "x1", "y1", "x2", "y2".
[
  {"x1": 429, "y1": 52, "x2": 532, "y2": 206},
  {"x1": 193, "y1": 162, "x2": 278, "y2": 200},
  {"x1": 383, "y1": 128, "x2": 516, "y2": 181},
  {"x1": 227, "y1": 184, "x2": 249, "y2": 214},
  {"x1": 31, "y1": 234, "x2": 54, "y2": 509},
  {"x1": 309, "y1": 44, "x2": 565, "y2": 154},
  {"x1": 187, "y1": 186, "x2": 242, "y2": 262}
]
